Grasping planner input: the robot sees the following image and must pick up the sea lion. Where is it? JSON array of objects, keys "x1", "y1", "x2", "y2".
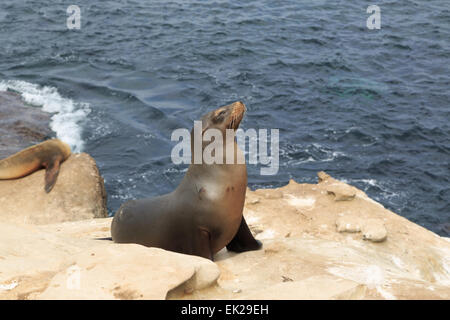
[
  {"x1": 0, "y1": 139, "x2": 71, "y2": 193},
  {"x1": 111, "y1": 101, "x2": 262, "y2": 260}
]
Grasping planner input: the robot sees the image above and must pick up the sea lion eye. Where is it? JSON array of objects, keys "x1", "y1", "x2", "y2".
[{"x1": 213, "y1": 110, "x2": 227, "y2": 122}]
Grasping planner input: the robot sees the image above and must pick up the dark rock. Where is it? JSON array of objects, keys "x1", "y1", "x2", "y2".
[{"x1": 0, "y1": 91, "x2": 53, "y2": 158}]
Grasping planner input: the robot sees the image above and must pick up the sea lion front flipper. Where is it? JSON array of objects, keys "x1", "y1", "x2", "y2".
[
  {"x1": 195, "y1": 228, "x2": 214, "y2": 261},
  {"x1": 226, "y1": 217, "x2": 262, "y2": 253},
  {"x1": 44, "y1": 156, "x2": 62, "y2": 193}
]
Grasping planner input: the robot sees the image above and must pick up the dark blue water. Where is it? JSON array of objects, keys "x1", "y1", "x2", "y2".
[{"x1": 0, "y1": 0, "x2": 449, "y2": 236}]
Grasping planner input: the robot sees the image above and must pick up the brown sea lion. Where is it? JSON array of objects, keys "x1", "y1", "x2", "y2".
[
  {"x1": 0, "y1": 139, "x2": 71, "y2": 193},
  {"x1": 111, "y1": 101, "x2": 262, "y2": 260}
]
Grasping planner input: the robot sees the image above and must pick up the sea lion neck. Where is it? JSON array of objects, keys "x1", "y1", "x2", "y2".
[
  {"x1": 177, "y1": 138, "x2": 246, "y2": 196},
  {"x1": 189, "y1": 101, "x2": 246, "y2": 166}
]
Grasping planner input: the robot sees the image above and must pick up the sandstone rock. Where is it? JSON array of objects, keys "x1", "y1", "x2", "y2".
[
  {"x1": 240, "y1": 275, "x2": 366, "y2": 300},
  {"x1": 362, "y1": 219, "x2": 388, "y2": 242},
  {"x1": 336, "y1": 215, "x2": 362, "y2": 233},
  {"x1": 336, "y1": 215, "x2": 388, "y2": 242},
  {"x1": 317, "y1": 171, "x2": 359, "y2": 201},
  {"x1": 39, "y1": 245, "x2": 220, "y2": 300},
  {"x1": 184, "y1": 172, "x2": 450, "y2": 300},
  {"x1": 254, "y1": 188, "x2": 283, "y2": 199},
  {"x1": 325, "y1": 183, "x2": 357, "y2": 201},
  {"x1": 245, "y1": 190, "x2": 261, "y2": 205},
  {"x1": 0, "y1": 153, "x2": 107, "y2": 224},
  {"x1": 317, "y1": 171, "x2": 331, "y2": 182},
  {"x1": 0, "y1": 218, "x2": 220, "y2": 300},
  {"x1": 1, "y1": 171, "x2": 449, "y2": 300}
]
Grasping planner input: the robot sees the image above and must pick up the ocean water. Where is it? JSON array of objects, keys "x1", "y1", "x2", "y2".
[{"x1": 0, "y1": 0, "x2": 448, "y2": 236}]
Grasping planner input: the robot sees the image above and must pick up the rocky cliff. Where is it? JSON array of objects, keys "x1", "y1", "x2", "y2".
[
  {"x1": 0, "y1": 153, "x2": 108, "y2": 224},
  {"x1": 0, "y1": 171, "x2": 448, "y2": 299}
]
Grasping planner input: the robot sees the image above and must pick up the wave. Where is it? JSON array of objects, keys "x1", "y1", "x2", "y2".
[
  {"x1": 0, "y1": 80, "x2": 90, "y2": 153},
  {"x1": 281, "y1": 142, "x2": 348, "y2": 165},
  {"x1": 341, "y1": 178, "x2": 403, "y2": 203}
]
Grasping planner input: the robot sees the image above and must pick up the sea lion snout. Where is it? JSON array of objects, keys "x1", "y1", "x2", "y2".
[
  {"x1": 232, "y1": 101, "x2": 246, "y2": 113},
  {"x1": 227, "y1": 101, "x2": 246, "y2": 130},
  {"x1": 227, "y1": 101, "x2": 246, "y2": 118}
]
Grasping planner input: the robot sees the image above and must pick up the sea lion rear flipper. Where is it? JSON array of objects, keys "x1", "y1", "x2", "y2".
[
  {"x1": 226, "y1": 217, "x2": 263, "y2": 253},
  {"x1": 44, "y1": 157, "x2": 62, "y2": 193}
]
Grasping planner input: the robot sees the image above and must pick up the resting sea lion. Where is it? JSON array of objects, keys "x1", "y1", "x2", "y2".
[
  {"x1": 111, "y1": 101, "x2": 262, "y2": 260},
  {"x1": 0, "y1": 139, "x2": 71, "y2": 193}
]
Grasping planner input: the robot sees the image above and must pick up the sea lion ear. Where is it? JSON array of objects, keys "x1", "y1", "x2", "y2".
[{"x1": 44, "y1": 157, "x2": 62, "y2": 193}]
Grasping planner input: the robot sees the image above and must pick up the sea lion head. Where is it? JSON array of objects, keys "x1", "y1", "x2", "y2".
[
  {"x1": 200, "y1": 101, "x2": 246, "y2": 134},
  {"x1": 189, "y1": 101, "x2": 247, "y2": 165},
  {"x1": 60, "y1": 140, "x2": 72, "y2": 160},
  {"x1": 51, "y1": 139, "x2": 72, "y2": 160}
]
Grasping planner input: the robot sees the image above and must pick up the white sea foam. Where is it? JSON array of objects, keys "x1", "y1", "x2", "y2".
[
  {"x1": 283, "y1": 143, "x2": 347, "y2": 166},
  {"x1": 0, "y1": 80, "x2": 90, "y2": 153},
  {"x1": 341, "y1": 178, "x2": 402, "y2": 201}
]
